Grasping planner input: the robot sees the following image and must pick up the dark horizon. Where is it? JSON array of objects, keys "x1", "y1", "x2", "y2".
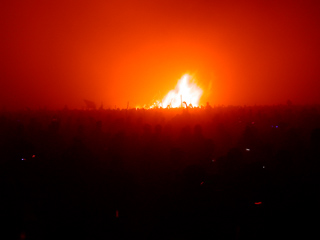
[
  {"x1": 1, "y1": 104, "x2": 319, "y2": 239},
  {"x1": 1, "y1": 101, "x2": 319, "y2": 112}
]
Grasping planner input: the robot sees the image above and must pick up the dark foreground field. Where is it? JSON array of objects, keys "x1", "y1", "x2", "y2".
[{"x1": 1, "y1": 105, "x2": 319, "y2": 239}]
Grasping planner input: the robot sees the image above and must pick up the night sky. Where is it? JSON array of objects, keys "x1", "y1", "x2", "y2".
[{"x1": 1, "y1": 0, "x2": 320, "y2": 109}]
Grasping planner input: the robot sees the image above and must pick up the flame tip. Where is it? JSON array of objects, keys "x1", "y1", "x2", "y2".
[{"x1": 146, "y1": 73, "x2": 203, "y2": 109}]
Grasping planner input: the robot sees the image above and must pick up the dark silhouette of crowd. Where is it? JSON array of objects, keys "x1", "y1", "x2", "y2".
[{"x1": 1, "y1": 104, "x2": 319, "y2": 239}]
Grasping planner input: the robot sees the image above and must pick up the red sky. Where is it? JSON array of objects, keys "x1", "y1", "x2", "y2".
[{"x1": 1, "y1": 0, "x2": 320, "y2": 109}]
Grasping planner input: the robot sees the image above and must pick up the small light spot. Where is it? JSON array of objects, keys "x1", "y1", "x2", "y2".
[
  {"x1": 251, "y1": 122, "x2": 255, "y2": 124},
  {"x1": 21, "y1": 158, "x2": 26, "y2": 161},
  {"x1": 200, "y1": 181, "x2": 204, "y2": 185},
  {"x1": 211, "y1": 159, "x2": 215, "y2": 162},
  {"x1": 245, "y1": 148, "x2": 250, "y2": 152},
  {"x1": 262, "y1": 166, "x2": 265, "y2": 169},
  {"x1": 255, "y1": 202, "x2": 262, "y2": 205},
  {"x1": 276, "y1": 126, "x2": 278, "y2": 128},
  {"x1": 116, "y1": 210, "x2": 119, "y2": 218},
  {"x1": 32, "y1": 155, "x2": 35, "y2": 158}
]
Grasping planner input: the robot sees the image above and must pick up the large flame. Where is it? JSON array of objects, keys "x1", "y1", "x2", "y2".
[{"x1": 158, "y1": 74, "x2": 203, "y2": 108}]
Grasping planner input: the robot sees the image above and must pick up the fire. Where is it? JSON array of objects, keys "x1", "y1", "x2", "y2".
[{"x1": 150, "y1": 74, "x2": 203, "y2": 108}]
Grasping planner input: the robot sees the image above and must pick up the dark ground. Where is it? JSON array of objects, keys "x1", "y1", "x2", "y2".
[{"x1": 1, "y1": 105, "x2": 319, "y2": 239}]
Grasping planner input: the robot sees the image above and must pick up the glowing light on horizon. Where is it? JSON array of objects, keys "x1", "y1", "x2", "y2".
[{"x1": 149, "y1": 74, "x2": 203, "y2": 109}]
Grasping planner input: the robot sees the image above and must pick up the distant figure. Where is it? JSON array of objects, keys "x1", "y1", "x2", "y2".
[
  {"x1": 206, "y1": 102, "x2": 212, "y2": 109},
  {"x1": 99, "y1": 102, "x2": 103, "y2": 110},
  {"x1": 183, "y1": 101, "x2": 188, "y2": 108}
]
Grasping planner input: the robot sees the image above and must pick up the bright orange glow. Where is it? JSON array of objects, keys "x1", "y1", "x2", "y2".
[
  {"x1": 2, "y1": 1, "x2": 320, "y2": 110},
  {"x1": 150, "y1": 74, "x2": 203, "y2": 108}
]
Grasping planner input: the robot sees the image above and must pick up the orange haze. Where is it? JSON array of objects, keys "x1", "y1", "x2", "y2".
[{"x1": 1, "y1": 0, "x2": 320, "y2": 109}]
